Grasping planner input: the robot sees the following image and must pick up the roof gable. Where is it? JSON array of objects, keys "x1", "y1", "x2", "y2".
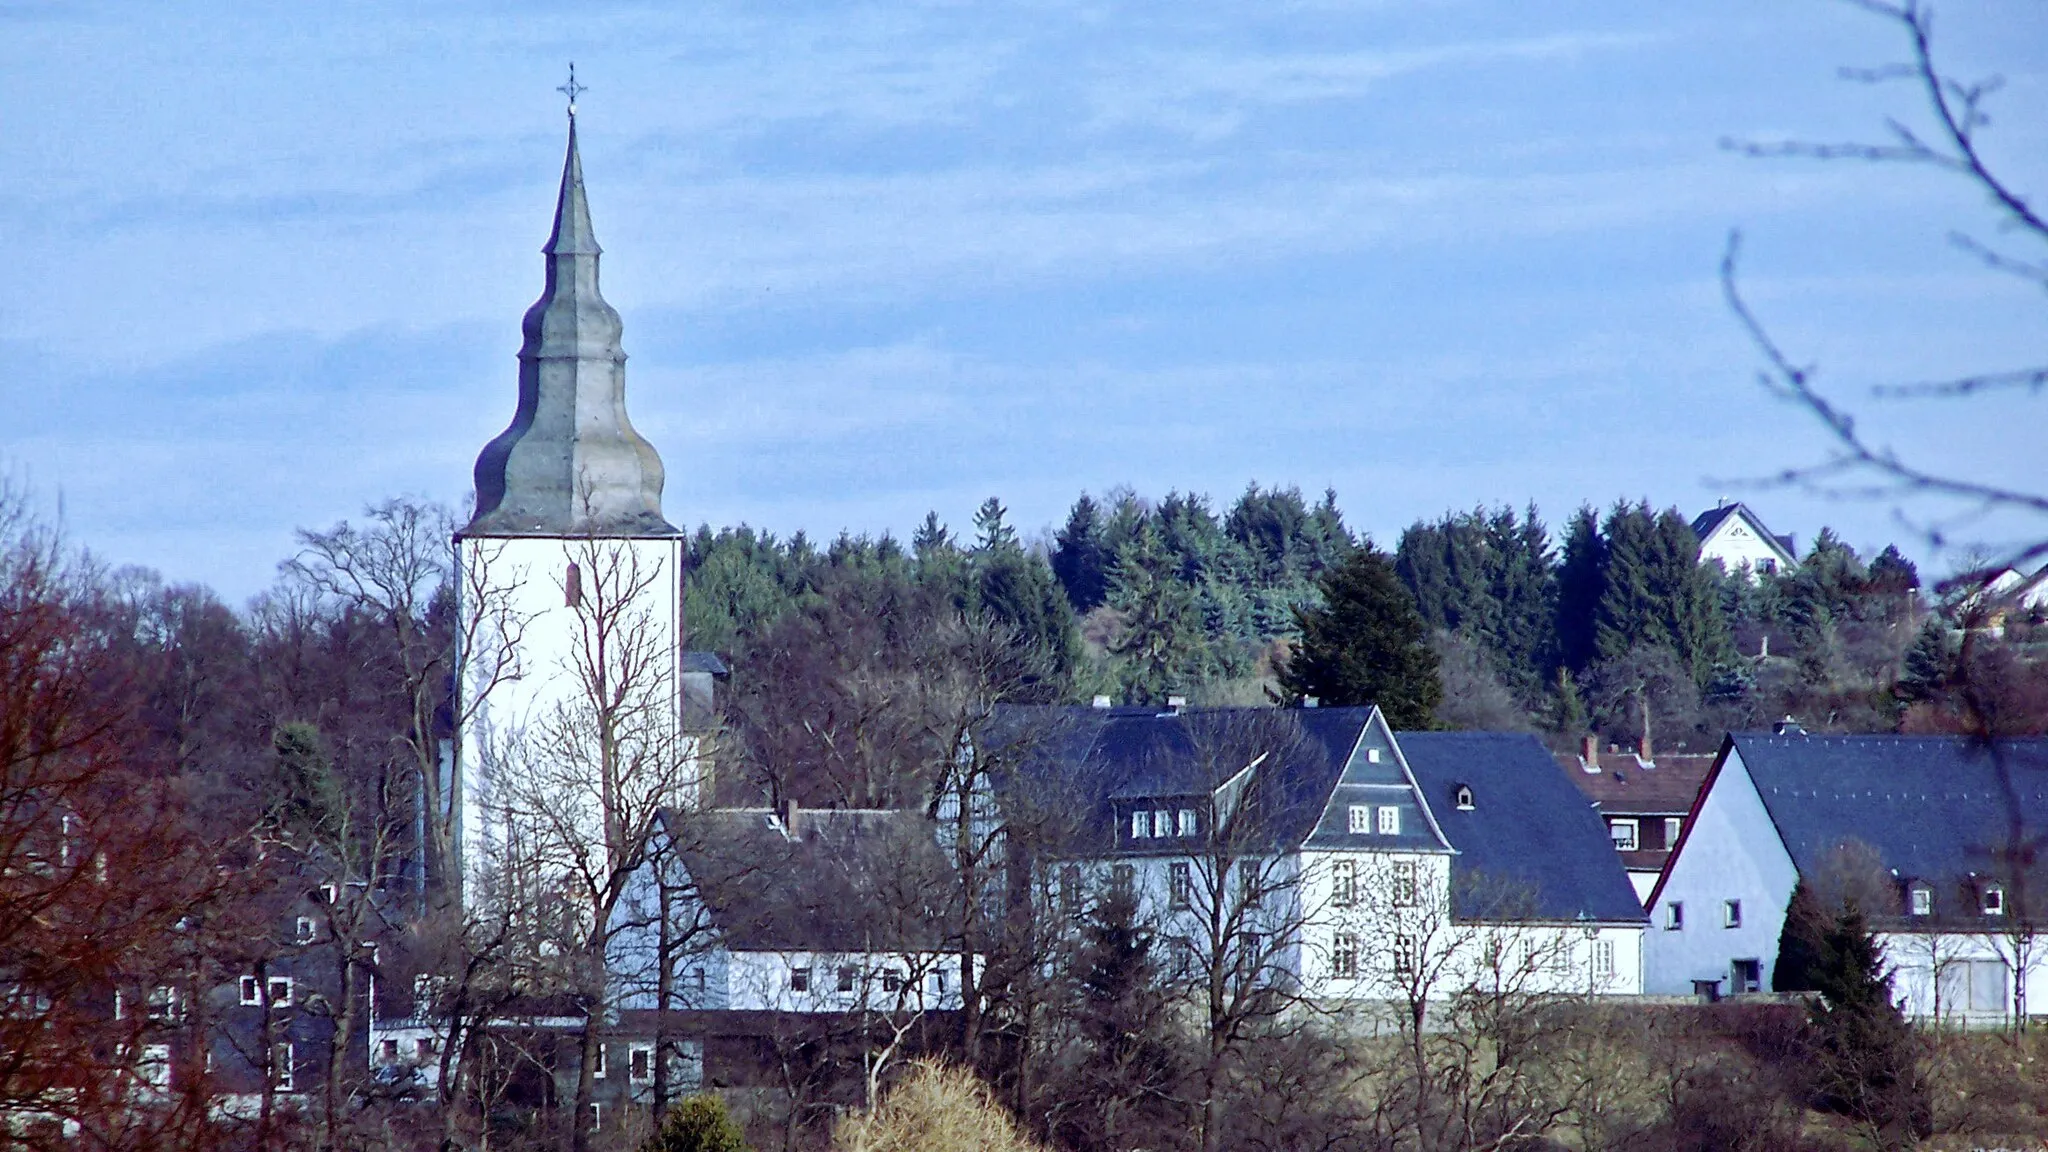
[{"x1": 1692, "y1": 503, "x2": 1798, "y2": 568}]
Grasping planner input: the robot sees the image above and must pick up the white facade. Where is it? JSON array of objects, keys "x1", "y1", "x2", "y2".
[
  {"x1": 454, "y1": 532, "x2": 695, "y2": 907},
  {"x1": 1697, "y1": 506, "x2": 1798, "y2": 580},
  {"x1": 1643, "y1": 747, "x2": 1798, "y2": 995}
]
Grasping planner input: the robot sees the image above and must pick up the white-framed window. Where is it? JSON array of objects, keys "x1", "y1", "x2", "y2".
[
  {"x1": 141, "y1": 1043, "x2": 172, "y2": 1089},
  {"x1": 239, "y1": 976, "x2": 260, "y2": 1006},
  {"x1": 837, "y1": 966, "x2": 857, "y2": 993},
  {"x1": 1454, "y1": 785, "x2": 1474, "y2": 811},
  {"x1": 931, "y1": 965, "x2": 948, "y2": 994},
  {"x1": 113, "y1": 989, "x2": 124, "y2": 1020},
  {"x1": 1131, "y1": 810, "x2": 1149, "y2": 839},
  {"x1": 1666, "y1": 901, "x2": 1684, "y2": 930},
  {"x1": 1392, "y1": 933, "x2": 1415, "y2": 976},
  {"x1": 1239, "y1": 860, "x2": 1263, "y2": 909},
  {"x1": 147, "y1": 985, "x2": 182, "y2": 1022},
  {"x1": 1152, "y1": 810, "x2": 1171, "y2": 839},
  {"x1": 591, "y1": 1044, "x2": 606, "y2": 1080},
  {"x1": 1177, "y1": 809, "x2": 1197, "y2": 837},
  {"x1": 1331, "y1": 859, "x2": 1357, "y2": 907},
  {"x1": 1664, "y1": 817, "x2": 1684, "y2": 845},
  {"x1": 881, "y1": 969, "x2": 903, "y2": 993},
  {"x1": 1377, "y1": 806, "x2": 1400, "y2": 836},
  {"x1": 1390, "y1": 860, "x2": 1417, "y2": 908},
  {"x1": 1366, "y1": 748, "x2": 1382, "y2": 764},
  {"x1": 630, "y1": 1044, "x2": 654, "y2": 1083},
  {"x1": 1348, "y1": 805, "x2": 1371, "y2": 834},
  {"x1": 1169, "y1": 862, "x2": 1192, "y2": 908},
  {"x1": 587, "y1": 1102, "x2": 602, "y2": 1131},
  {"x1": 272, "y1": 1043, "x2": 294, "y2": 1091},
  {"x1": 1331, "y1": 933, "x2": 1359, "y2": 980},
  {"x1": 791, "y1": 966, "x2": 811, "y2": 993},
  {"x1": 295, "y1": 917, "x2": 316, "y2": 944},
  {"x1": 1723, "y1": 900, "x2": 1742, "y2": 929},
  {"x1": 1592, "y1": 938, "x2": 1616, "y2": 978},
  {"x1": 1111, "y1": 864, "x2": 1135, "y2": 892},
  {"x1": 1910, "y1": 886, "x2": 1933, "y2": 917},
  {"x1": 267, "y1": 977, "x2": 293, "y2": 1007},
  {"x1": 1608, "y1": 819, "x2": 1639, "y2": 851},
  {"x1": 1059, "y1": 864, "x2": 1082, "y2": 914},
  {"x1": 318, "y1": 883, "x2": 337, "y2": 905},
  {"x1": 1984, "y1": 884, "x2": 2007, "y2": 916}
]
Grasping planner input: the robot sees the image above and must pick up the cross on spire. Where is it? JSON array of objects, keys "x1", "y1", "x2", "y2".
[{"x1": 557, "y1": 63, "x2": 587, "y2": 117}]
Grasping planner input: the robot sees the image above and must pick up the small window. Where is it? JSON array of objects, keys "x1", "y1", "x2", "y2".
[
  {"x1": 239, "y1": 976, "x2": 260, "y2": 1006},
  {"x1": 1366, "y1": 748, "x2": 1382, "y2": 764},
  {"x1": 1152, "y1": 810, "x2": 1171, "y2": 839},
  {"x1": 1666, "y1": 901, "x2": 1684, "y2": 930},
  {"x1": 141, "y1": 1043, "x2": 172, "y2": 1089},
  {"x1": 1723, "y1": 900, "x2": 1742, "y2": 929},
  {"x1": 1059, "y1": 864, "x2": 1082, "y2": 914},
  {"x1": 1239, "y1": 860, "x2": 1263, "y2": 909},
  {"x1": 931, "y1": 966, "x2": 948, "y2": 994},
  {"x1": 1758, "y1": 559, "x2": 1777, "y2": 576},
  {"x1": 1377, "y1": 806, "x2": 1400, "y2": 836},
  {"x1": 1111, "y1": 863, "x2": 1135, "y2": 891},
  {"x1": 318, "y1": 884, "x2": 337, "y2": 905},
  {"x1": 565, "y1": 562, "x2": 583, "y2": 608},
  {"x1": 1593, "y1": 938, "x2": 1616, "y2": 978},
  {"x1": 1392, "y1": 933, "x2": 1415, "y2": 976},
  {"x1": 380, "y1": 1039, "x2": 399, "y2": 1063},
  {"x1": 1331, "y1": 933, "x2": 1359, "y2": 980},
  {"x1": 591, "y1": 1044, "x2": 606, "y2": 1079},
  {"x1": 1609, "y1": 819, "x2": 1639, "y2": 852},
  {"x1": 1731, "y1": 958, "x2": 1761, "y2": 994},
  {"x1": 837, "y1": 966, "x2": 857, "y2": 993},
  {"x1": 1177, "y1": 809, "x2": 1197, "y2": 837},
  {"x1": 1348, "y1": 805, "x2": 1371, "y2": 834},
  {"x1": 1131, "y1": 811, "x2": 1149, "y2": 839},
  {"x1": 1664, "y1": 817, "x2": 1684, "y2": 845},
  {"x1": 113, "y1": 990, "x2": 124, "y2": 1020},
  {"x1": 1391, "y1": 860, "x2": 1417, "y2": 908},
  {"x1": 1454, "y1": 785, "x2": 1474, "y2": 811},
  {"x1": 296, "y1": 917, "x2": 316, "y2": 944},
  {"x1": 881, "y1": 969, "x2": 902, "y2": 993},
  {"x1": 1910, "y1": 886, "x2": 1933, "y2": 917},
  {"x1": 1331, "y1": 859, "x2": 1357, "y2": 907},
  {"x1": 147, "y1": 985, "x2": 182, "y2": 1021},
  {"x1": 416, "y1": 1037, "x2": 434, "y2": 1062},
  {"x1": 268, "y1": 977, "x2": 293, "y2": 1007},
  {"x1": 790, "y1": 966, "x2": 811, "y2": 993},
  {"x1": 1169, "y1": 862, "x2": 1192, "y2": 908},
  {"x1": 1984, "y1": 884, "x2": 2006, "y2": 916},
  {"x1": 587, "y1": 1103, "x2": 602, "y2": 1131},
  {"x1": 630, "y1": 1045, "x2": 653, "y2": 1082},
  {"x1": 272, "y1": 1043, "x2": 295, "y2": 1091}
]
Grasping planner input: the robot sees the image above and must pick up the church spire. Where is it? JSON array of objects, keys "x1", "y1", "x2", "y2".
[{"x1": 464, "y1": 87, "x2": 676, "y2": 539}]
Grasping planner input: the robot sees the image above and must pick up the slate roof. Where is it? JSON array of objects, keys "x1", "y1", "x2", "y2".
[
  {"x1": 1732, "y1": 733, "x2": 2048, "y2": 893},
  {"x1": 1398, "y1": 732, "x2": 1647, "y2": 924},
  {"x1": 683, "y1": 650, "x2": 730, "y2": 676},
  {"x1": 663, "y1": 808, "x2": 951, "y2": 952},
  {"x1": 991, "y1": 705, "x2": 1383, "y2": 856},
  {"x1": 1691, "y1": 503, "x2": 1797, "y2": 562}
]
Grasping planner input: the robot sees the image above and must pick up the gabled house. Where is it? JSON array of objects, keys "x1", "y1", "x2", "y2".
[
  {"x1": 1647, "y1": 732, "x2": 2048, "y2": 1021},
  {"x1": 999, "y1": 704, "x2": 1646, "y2": 1005},
  {"x1": 1559, "y1": 740, "x2": 1717, "y2": 902},
  {"x1": 1692, "y1": 502, "x2": 1799, "y2": 579}
]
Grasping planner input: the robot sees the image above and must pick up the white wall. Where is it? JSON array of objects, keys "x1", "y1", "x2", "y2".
[
  {"x1": 1883, "y1": 931, "x2": 2048, "y2": 1026},
  {"x1": 1643, "y1": 748, "x2": 1799, "y2": 994},
  {"x1": 1699, "y1": 515, "x2": 1793, "y2": 580}
]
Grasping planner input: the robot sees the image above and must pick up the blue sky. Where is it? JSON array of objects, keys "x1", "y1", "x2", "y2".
[{"x1": 3, "y1": 1, "x2": 2042, "y2": 601}]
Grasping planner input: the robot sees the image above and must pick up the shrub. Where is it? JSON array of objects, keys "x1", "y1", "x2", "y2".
[
  {"x1": 833, "y1": 1062, "x2": 1044, "y2": 1152},
  {"x1": 642, "y1": 1094, "x2": 752, "y2": 1152}
]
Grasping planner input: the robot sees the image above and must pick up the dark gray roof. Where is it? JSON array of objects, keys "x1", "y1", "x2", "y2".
[
  {"x1": 1690, "y1": 503, "x2": 1796, "y2": 560},
  {"x1": 683, "y1": 650, "x2": 729, "y2": 676},
  {"x1": 1399, "y1": 732, "x2": 1647, "y2": 924},
  {"x1": 663, "y1": 808, "x2": 950, "y2": 952},
  {"x1": 1733, "y1": 733, "x2": 2048, "y2": 892}
]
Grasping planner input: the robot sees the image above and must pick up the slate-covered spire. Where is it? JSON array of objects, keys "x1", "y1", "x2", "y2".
[{"x1": 464, "y1": 111, "x2": 676, "y2": 537}]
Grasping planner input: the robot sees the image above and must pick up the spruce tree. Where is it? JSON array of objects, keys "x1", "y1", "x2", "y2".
[
  {"x1": 1554, "y1": 505, "x2": 1605, "y2": 675},
  {"x1": 1280, "y1": 545, "x2": 1442, "y2": 728},
  {"x1": 1053, "y1": 493, "x2": 1110, "y2": 613}
]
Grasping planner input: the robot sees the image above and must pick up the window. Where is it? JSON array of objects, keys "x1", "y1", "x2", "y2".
[
  {"x1": 1348, "y1": 805, "x2": 1371, "y2": 834},
  {"x1": 1367, "y1": 748, "x2": 1382, "y2": 764},
  {"x1": 1391, "y1": 861, "x2": 1417, "y2": 908},
  {"x1": 1331, "y1": 933, "x2": 1359, "y2": 980},
  {"x1": 931, "y1": 966, "x2": 949, "y2": 994},
  {"x1": 591, "y1": 1044, "x2": 606, "y2": 1079},
  {"x1": 1177, "y1": 809, "x2": 1197, "y2": 838},
  {"x1": 1238, "y1": 860, "x2": 1263, "y2": 909},
  {"x1": 1111, "y1": 864, "x2": 1135, "y2": 892},
  {"x1": 1331, "y1": 859, "x2": 1357, "y2": 907},
  {"x1": 1169, "y1": 862, "x2": 1192, "y2": 908},
  {"x1": 416, "y1": 1038, "x2": 435, "y2": 1063},
  {"x1": 113, "y1": 990, "x2": 124, "y2": 1020},
  {"x1": 1666, "y1": 902, "x2": 1684, "y2": 930},
  {"x1": 564, "y1": 562, "x2": 583, "y2": 608},
  {"x1": 1454, "y1": 785, "x2": 1474, "y2": 811},
  {"x1": 1984, "y1": 884, "x2": 2006, "y2": 916},
  {"x1": 1731, "y1": 959, "x2": 1761, "y2": 994},
  {"x1": 837, "y1": 967, "x2": 857, "y2": 993},
  {"x1": 318, "y1": 883, "x2": 337, "y2": 905},
  {"x1": 630, "y1": 1045, "x2": 653, "y2": 1082},
  {"x1": 380, "y1": 1039, "x2": 399, "y2": 1063},
  {"x1": 240, "y1": 976, "x2": 260, "y2": 1006},
  {"x1": 1059, "y1": 864, "x2": 1082, "y2": 914},
  {"x1": 1377, "y1": 806, "x2": 1400, "y2": 836},
  {"x1": 1969, "y1": 959, "x2": 2010, "y2": 1013},
  {"x1": 790, "y1": 967, "x2": 811, "y2": 993},
  {"x1": 1240, "y1": 933, "x2": 1263, "y2": 975},
  {"x1": 141, "y1": 1043, "x2": 171, "y2": 1089},
  {"x1": 1608, "y1": 819, "x2": 1639, "y2": 852},
  {"x1": 1131, "y1": 811, "x2": 1149, "y2": 839},
  {"x1": 1759, "y1": 558, "x2": 1778, "y2": 576},
  {"x1": 881, "y1": 969, "x2": 902, "y2": 993},
  {"x1": 1665, "y1": 817, "x2": 1684, "y2": 845},
  {"x1": 1910, "y1": 886, "x2": 1933, "y2": 917},
  {"x1": 295, "y1": 917, "x2": 316, "y2": 944},
  {"x1": 587, "y1": 1103, "x2": 602, "y2": 1131},
  {"x1": 1723, "y1": 900, "x2": 1741, "y2": 929},
  {"x1": 272, "y1": 1043, "x2": 294, "y2": 1091},
  {"x1": 268, "y1": 977, "x2": 293, "y2": 1007},
  {"x1": 1152, "y1": 810, "x2": 1171, "y2": 839},
  {"x1": 1393, "y1": 933, "x2": 1415, "y2": 976},
  {"x1": 1592, "y1": 938, "x2": 1616, "y2": 978}
]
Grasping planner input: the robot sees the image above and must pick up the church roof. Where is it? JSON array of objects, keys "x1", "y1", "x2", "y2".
[{"x1": 464, "y1": 114, "x2": 677, "y2": 538}]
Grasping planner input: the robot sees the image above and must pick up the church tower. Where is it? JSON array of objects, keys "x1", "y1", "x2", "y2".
[{"x1": 452, "y1": 102, "x2": 692, "y2": 905}]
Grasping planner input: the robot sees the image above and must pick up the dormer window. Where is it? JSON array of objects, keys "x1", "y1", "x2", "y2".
[
  {"x1": 1177, "y1": 809, "x2": 1197, "y2": 837},
  {"x1": 1130, "y1": 811, "x2": 1149, "y2": 839},
  {"x1": 1454, "y1": 785, "x2": 1474, "y2": 811},
  {"x1": 1983, "y1": 884, "x2": 2006, "y2": 916},
  {"x1": 1152, "y1": 810, "x2": 1171, "y2": 839},
  {"x1": 1909, "y1": 884, "x2": 1933, "y2": 917}
]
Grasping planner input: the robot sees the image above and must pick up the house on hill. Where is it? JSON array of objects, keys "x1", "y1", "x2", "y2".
[
  {"x1": 1647, "y1": 731, "x2": 2048, "y2": 1022},
  {"x1": 1692, "y1": 502, "x2": 1799, "y2": 579}
]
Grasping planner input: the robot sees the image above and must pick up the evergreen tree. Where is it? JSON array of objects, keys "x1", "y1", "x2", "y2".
[
  {"x1": 641, "y1": 1094, "x2": 752, "y2": 1152},
  {"x1": 1554, "y1": 505, "x2": 1605, "y2": 675},
  {"x1": 1106, "y1": 529, "x2": 1212, "y2": 703},
  {"x1": 1061, "y1": 885, "x2": 1187, "y2": 1152},
  {"x1": 1279, "y1": 545, "x2": 1442, "y2": 728},
  {"x1": 1053, "y1": 493, "x2": 1110, "y2": 613},
  {"x1": 1895, "y1": 619, "x2": 1956, "y2": 706},
  {"x1": 971, "y1": 505, "x2": 1080, "y2": 695},
  {"x1": 1866, "y1": 544, "x2": 1920, "y2": 598}
]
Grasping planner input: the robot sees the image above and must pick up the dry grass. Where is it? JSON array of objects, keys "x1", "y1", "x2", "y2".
[{"x1": 832, "y1": 1062, "x2": 1046, "y2": 1152}]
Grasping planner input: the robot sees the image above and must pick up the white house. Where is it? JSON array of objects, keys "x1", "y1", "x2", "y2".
[
  {"x1": 1692, "y1": 502, "x2": 1799, "y2": 580},
  {"x1": 1647, "y1": 730, "x2": 2048, "y2": 1024}
]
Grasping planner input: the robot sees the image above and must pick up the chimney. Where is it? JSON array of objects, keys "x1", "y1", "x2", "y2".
[
  {"x1": 1637, "y1": 733, "x2": 1654, "y2": 765},
  {"x1": 1774, "y1": 716, "x2": 1806, "y2": 736},
  {"x1": 1091, "y1": 694, "x2": 1113, "y2": 709},
  {"x1": 782, "y1": 798, "x2": 801, "y2": 839},
  {"x1": 1581, "y1": 733, "x2": 1600, "y2": 772}
]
